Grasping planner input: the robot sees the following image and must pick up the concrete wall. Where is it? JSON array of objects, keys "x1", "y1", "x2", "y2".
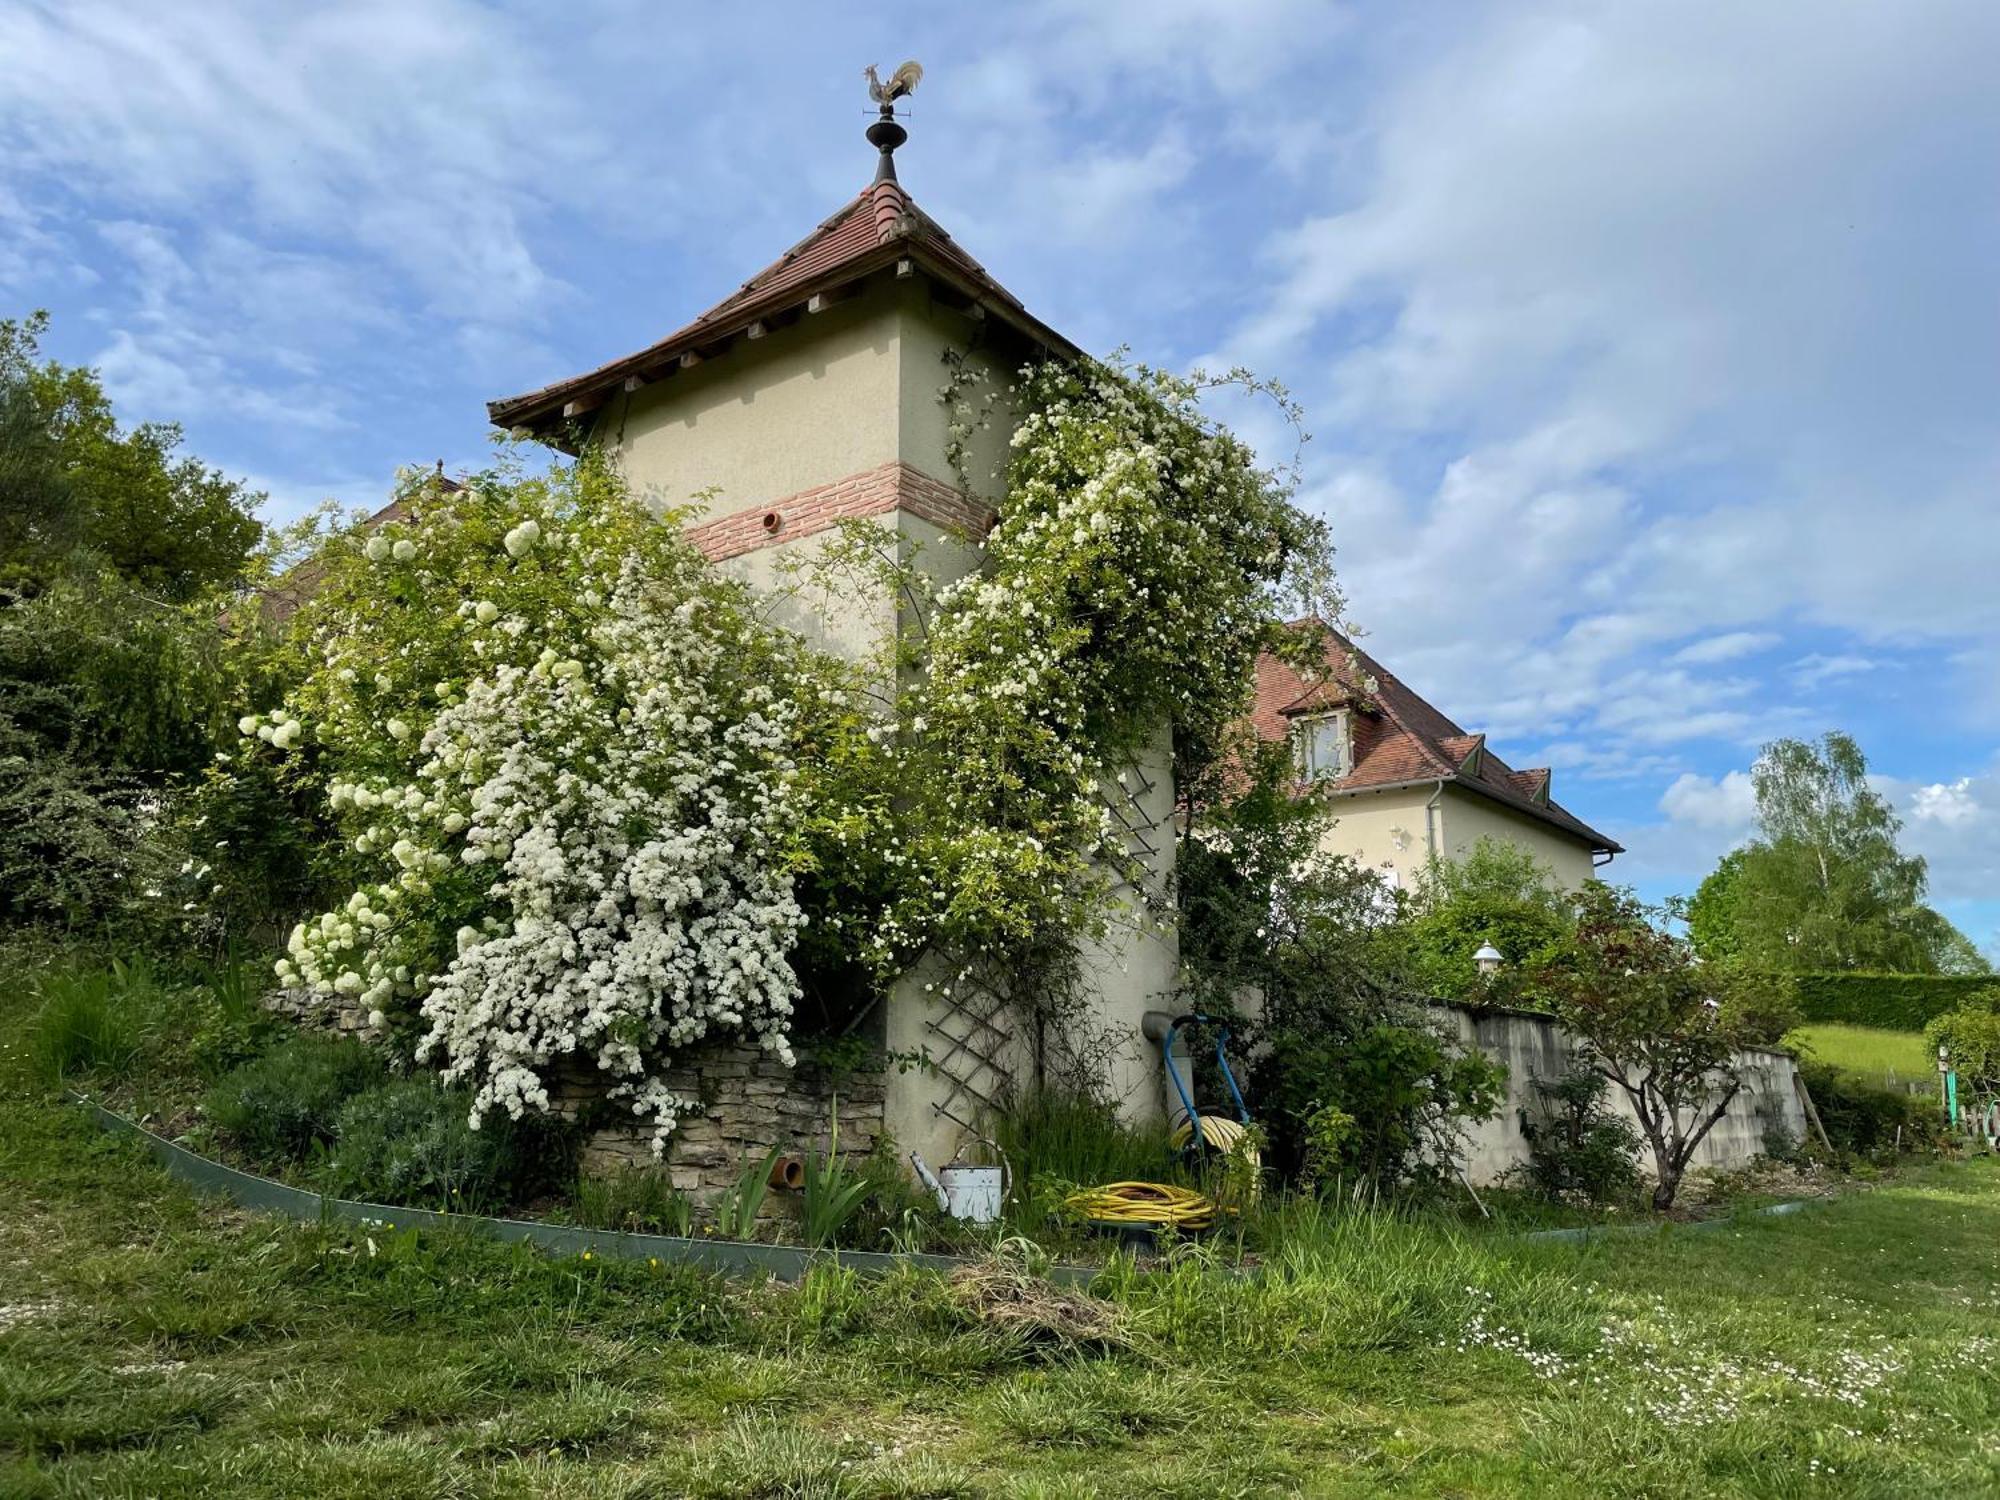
[{"x1": 1436, "y1": 1002, "x2": 1806, "y2": 1185}]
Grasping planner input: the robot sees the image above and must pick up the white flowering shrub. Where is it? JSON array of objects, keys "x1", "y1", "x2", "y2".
[
  {"x1": 240, "y1": 456, "x2": 827, "y2": 1144},
  {"x1": 820, "y1": 357, "x2": 1340, "y2": 975}
]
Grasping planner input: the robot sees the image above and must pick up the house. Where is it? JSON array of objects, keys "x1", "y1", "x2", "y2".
[
  {"x1": 1251, "y1": 623, "x2": 1621, "y2": 890},
  {"x1": 486, "y1": 96, "x2": 1179, "y2": 1174}
]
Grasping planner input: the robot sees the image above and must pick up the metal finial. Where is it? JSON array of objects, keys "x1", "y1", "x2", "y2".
[{"x1": 863, "y1": 60, "x2": 922, "y2": 183}]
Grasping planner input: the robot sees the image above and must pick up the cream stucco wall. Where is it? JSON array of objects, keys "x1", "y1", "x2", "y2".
[
  {"x1": 1435, "y1": 786, "x2": 1599, "y2": 888},
  {"x1": 1310, "y1": 782, "x2": 1600, "y2": 891},
  {"x1": 594, "y1": 284, "x2": 903, "y2": 525}
]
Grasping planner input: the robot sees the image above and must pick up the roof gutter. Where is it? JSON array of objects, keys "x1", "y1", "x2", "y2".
[{"x1": 1323, "y1": 771, "x2": 1622, "y2": 857}]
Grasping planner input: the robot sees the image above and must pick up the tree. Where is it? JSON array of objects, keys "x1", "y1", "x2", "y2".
[
  {"x1": 1694, "y1": 731, "x2": 1987, "y2": 975},
  {"x1": 1536, "y1": 883, "x2": 1797, "y2": 1210},
  {"x1": 1179, "y1": 738, "x2": 1506, "y2": 1188},
  {"x1": 0, "y1": 312, "x2": 268, "y2": 932},
  {"x1": 1393, "y1": 838, "x2": 1576, "y2": 1002}
]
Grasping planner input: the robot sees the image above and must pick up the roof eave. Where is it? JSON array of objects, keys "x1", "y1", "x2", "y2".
[
  {"x1": 1318, "y1": 771, "x2": 1623, "y2": 856},
  {"x1": 486, "y1": 242, "x2": 1082, "y2": 439}
]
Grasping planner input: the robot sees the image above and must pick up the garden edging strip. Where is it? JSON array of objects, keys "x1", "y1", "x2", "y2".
[
  {"x1": 1518, "y1": 1197, "x2": 1813, "y2": 1243},
  {"x1": 70, "y1": 1093, "x2": 1097, "y2": 1287}
]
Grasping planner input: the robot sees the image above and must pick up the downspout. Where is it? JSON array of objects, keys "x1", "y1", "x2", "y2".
[{"x1": 1422, "y1": 779, "x2": 1446, "y2": 865}]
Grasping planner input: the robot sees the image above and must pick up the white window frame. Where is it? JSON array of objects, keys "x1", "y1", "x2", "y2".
[{"x1": 1296, "y1": 710, "x2": 1351, "y2": 782}]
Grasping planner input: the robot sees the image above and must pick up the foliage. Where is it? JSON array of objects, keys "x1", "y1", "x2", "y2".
[
  {"x1": 1512, "y1": 1062, "x2": 1643, "y2": 1206},
  {"x1": 991, "y1": 1087, "x2": 1179, "y2": 1193},
  {"x1": 1796, "y1": 1060, "x2": 1946, "y2": 1161},
  {"x1": 1178, "y1": 739, "x2": 1505, "y2": 1189},
  {"x1": 1786, "y1": 1022, "x2": 1934, "y2": 1089},
  {"x1": 788, "y1": 357, "x2": 1339, "y2": 1068},
  {"x1": 799, "y1": 1112, "x2": 872, "y2": 1249},
  {"x1": 712, "y1": 1148, "x2": 779, "y2": 1240},
  {"x1": 1926, "y1": 989, "x2": 2000, "y2": 1098},
  {"x1": 1691, "y1": 731, "x2": 1987, "y2": 975},
  {"x1": 1393, "y1": 838, "x2": 1576, "y2": 1002},
  {"x1": 1789, "y1": 970, "x2": 1996, "y2": 1030},
  {"x1": 317, "y1": 1078, "x2": 576, "y2": 1212},
  {"x1": 570, "y1": 1166, "x2": 694, "y2": 1237},
  {"x1": 0, "y1": 313, "x2": 272, "y2": 939},
  {"x1": 0, "y1": 312, "x2": 262, "y2": 602},
  {"x1": 1535, "y1": 883, "x2": 1798, "y2": 1209},
  {"x1": 28, "y1": 957, "x2": 155, "y2": 1084},
  {"x1": 242, "y1": 456, "x2": 825, "y2": 1149},
  {"x1": 204, "y1": 1033, "x2": 389, "y2": 1166}
]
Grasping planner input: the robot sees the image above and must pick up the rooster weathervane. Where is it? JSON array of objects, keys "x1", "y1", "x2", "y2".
[{"x1": 862, "y1": 61, "x2": 922, "y2": 183}]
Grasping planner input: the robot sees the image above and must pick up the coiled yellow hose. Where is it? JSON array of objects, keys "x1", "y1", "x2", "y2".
[{"x1": 1063, "y1": 1114, "x2": 1261, "y2": 1231}]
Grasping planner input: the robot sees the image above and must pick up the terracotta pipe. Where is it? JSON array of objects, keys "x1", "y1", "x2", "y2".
[{"x1": 768, "y1": 1154, "x2": 805, "y2": 1191}]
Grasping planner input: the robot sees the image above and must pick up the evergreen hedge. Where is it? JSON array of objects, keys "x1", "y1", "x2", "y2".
[{"x1": 1790, "y1": 973, "x2": 1998, "y2": 1031}]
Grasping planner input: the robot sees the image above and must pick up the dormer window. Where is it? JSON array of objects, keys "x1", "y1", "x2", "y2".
[{"x1": 1296, "y1": 711, "x2": 1351, "y2": 781}]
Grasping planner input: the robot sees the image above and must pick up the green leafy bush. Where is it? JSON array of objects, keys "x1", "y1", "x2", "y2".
[
  {"x1": 990, "y1": 1088, "x2": 1177, "y2": 1191},
  {"x1": 1513, "y1": 1063, "x2": 1642, "y2": 1206},
  {"x1": 1792, "y1": 973, "x2": 1995, "y2": 1031},
  {"x1": 1796, "y1": 1061, "x2": 1943, "y2": 1159},
  {"x1": 318, "y1": 1078, "x2": 575, "y2": 1213},
  {"x1": 571, "y1": 1166, "x2": 692, "y2": 1237},
  {"x1": 1925, "y1": 993, "x2": 2000, "y2": 1097},
  {"x1": 29, "y1": 958, "x2": 155, "y2": 1084},
  {"x1": 204, "y1": 1032, "x2": 388, "y2": 1165}
]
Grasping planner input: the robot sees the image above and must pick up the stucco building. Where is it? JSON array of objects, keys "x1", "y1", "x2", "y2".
[
  {"x1": 1252, "y1": 624, "x2": 1621, "y2": 890},
  {"x1": 486, "y1": 106, "x2": 1178, "y2": 1174}
]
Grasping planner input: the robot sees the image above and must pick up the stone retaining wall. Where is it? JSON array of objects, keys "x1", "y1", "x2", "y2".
[{"x1": 262, "y1": 989, "x2": 886, "y2": 1203}]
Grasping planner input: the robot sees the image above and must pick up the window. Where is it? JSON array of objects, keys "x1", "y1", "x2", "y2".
[{"x1": 1296, "y1": 711, "x2": 1350, "y2": 781}]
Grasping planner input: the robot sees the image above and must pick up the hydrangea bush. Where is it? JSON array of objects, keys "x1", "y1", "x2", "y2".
[{"x1": 242, "y1": 456, "x2": 830, "y2": 1143}]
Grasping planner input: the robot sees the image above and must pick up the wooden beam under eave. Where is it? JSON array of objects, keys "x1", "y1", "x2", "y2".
[
  {"x1": 621, "y1": 374, "x2": 651, "y2": 393},
  {"x1": 678, "y1": 350, "x2": 703, "y2": 369},
  {"x1": 562, "y1": 393, "x2": 606, "y2": 419},
  {"x1": 807, "y1": 283, "x2": 858, "y2": 315},
  {"x1": 744, "y1": 320, "x2": 768, "y2": 340}
]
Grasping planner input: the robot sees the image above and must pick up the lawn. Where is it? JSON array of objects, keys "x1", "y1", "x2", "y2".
[
  {"x1": 1789, "y1": 1023, "x2": 1939, "y2": 1093},
  {"x1": 4, "y1": 996, "x2": 1998, "y2": 1497}
]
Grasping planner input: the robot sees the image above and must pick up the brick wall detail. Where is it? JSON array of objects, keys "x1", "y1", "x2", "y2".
[{"x1": 684, "y1": 461, "x2": 995, "y2": 563}]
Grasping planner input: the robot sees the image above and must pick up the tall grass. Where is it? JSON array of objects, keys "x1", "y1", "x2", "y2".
[
  {"x1": 991, "y1": 1088, "x2": 1183, "y2": 1188},
  {"x1": 29, "y1": 957, "x2": 157, "y2": 1085}
]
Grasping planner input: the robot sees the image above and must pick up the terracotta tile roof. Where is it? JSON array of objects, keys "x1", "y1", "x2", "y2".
[
  {"x1": 1251, "y1": 621, "x2": 1622, "y2": 855},
  {"x1": 488, "y1": 178, "x2": 1078, "y2": 435}
]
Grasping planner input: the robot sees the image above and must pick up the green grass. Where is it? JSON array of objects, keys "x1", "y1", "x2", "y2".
[
  {"x1": 1789, "y1": 1022, "x2": 1937, "y2": 1091},
  {"x1": 5, "y1": 976, "x2": 2000, "y2": 1495}
]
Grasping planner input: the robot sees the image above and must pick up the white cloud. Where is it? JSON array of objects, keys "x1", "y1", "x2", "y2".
[
  {"x1": 1673, "y1": 632, "x2": 1780, "y2": 666},
  {"x1": 1658, "y1": 771, "x2": 1758, "y2": 834},
  {"x1": 1791, "y1": 654, "x2": 1877, "y2": 690}
]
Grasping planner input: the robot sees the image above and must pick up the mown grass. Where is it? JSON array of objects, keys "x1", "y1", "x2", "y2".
[
  {"x1": 1790, "y1": 1022, "x2": 1937, "y2": 1092},
  {"x1": 4, "y1": 980, "x2": 1999, "y2": 1496}
]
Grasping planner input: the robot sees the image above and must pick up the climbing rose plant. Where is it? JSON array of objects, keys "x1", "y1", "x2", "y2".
[{"x1": 244, "y1": 456, "x2": 827, "y2": 1144}]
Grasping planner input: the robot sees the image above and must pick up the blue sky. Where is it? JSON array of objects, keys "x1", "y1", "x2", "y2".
[{"x1": 5, "y1": 1, "x2": 1997, "y2": 949}]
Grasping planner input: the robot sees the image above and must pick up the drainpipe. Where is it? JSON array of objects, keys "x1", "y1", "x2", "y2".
[{"x1": 1422, "y1": 779, "x2": 1446, "y2": 865}]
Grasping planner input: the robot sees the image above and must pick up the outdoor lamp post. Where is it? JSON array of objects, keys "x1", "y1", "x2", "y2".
[
  {"x1": 1940, "y1": 1045, "x2": 1957, "y2": 1127},
  {"x1": 1474, "y1": 943, "x2": 1503, "y2": 979}
]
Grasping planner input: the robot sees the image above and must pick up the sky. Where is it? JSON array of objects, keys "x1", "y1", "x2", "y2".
[{"x1": 4, "y1": 0, "x2": 1996, "y2": 951}]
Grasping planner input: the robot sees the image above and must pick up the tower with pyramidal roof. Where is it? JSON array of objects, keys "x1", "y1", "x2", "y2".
[{"x1": 489, "y1": 76, "x2": 1180, "y2": 1175}]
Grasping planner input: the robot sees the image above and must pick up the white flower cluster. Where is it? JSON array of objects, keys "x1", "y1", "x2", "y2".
[
  {"x1": 273, "y1": 488, "x2": 805, "y2": 1150},
  {"x1": 237, "y1": 708, "x2": 304, "y2": 751}
]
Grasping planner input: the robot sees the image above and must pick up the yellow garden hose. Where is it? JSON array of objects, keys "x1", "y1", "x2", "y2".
[
  {"x1": 1063, "y1": 1113, "x2": 1262, "y2": 1232},
  {"x1": 1063, "y1": 1180, "x2": 1219, "y2": 1231}
]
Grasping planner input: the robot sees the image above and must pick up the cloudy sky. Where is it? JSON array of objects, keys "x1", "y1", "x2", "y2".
[{"x1": 5, "y1": 1, "x2": 1996, "y2": 948}]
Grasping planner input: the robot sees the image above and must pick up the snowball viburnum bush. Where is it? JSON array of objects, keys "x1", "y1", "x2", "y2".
[{"x1": 248, "y1": 456, "x2": 824, "y2": 1145}]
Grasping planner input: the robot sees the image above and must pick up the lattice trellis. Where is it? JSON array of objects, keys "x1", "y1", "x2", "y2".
[{"x1": 923, "y1": 752, "x2": 1173, "y2": 1134}]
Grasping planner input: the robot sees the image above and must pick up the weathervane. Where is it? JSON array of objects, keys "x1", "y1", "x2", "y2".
[{"x1": 863, "y1": 60, "x2": 923, "y2": 183}]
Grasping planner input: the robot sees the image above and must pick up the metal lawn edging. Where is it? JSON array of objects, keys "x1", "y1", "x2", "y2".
[
  {"x1": 71, "y1": 1094, "x2": 1098, "y2": 1288},
  {"x1": 1518, "y1": 1197, "x2": 1813, "y2": 1245}
]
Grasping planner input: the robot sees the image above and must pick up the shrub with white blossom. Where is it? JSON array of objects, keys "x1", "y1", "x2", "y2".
[{"x1": 242, "y1": 456, "x2": 832, "y2": 1143}]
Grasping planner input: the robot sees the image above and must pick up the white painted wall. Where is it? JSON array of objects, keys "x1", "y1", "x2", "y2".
[{"x1": 1436, "y1": 788, "x2": 1598, "y2": 889}]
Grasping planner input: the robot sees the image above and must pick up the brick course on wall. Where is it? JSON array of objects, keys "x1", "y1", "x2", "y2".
[{"x1": 684, "y1": 460, "x2": 995, "y2": 562}]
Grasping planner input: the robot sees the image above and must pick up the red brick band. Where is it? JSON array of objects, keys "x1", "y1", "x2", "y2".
[{"x1": 684, "y1": 462, "x2": 995, "y2": 562}]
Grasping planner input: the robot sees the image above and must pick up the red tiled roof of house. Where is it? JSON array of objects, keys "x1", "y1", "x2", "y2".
[
  {"x1": 487, "y1": 178, "x2": 1080, "y2": 437},
  {"x1": 1251, "y1": 621, "x2": 1622, "y2": 855}
]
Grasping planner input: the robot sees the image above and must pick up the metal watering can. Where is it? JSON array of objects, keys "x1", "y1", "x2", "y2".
[{"x1": 909, "y1": 1146, "x2": 1012, "y2": 1224}]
